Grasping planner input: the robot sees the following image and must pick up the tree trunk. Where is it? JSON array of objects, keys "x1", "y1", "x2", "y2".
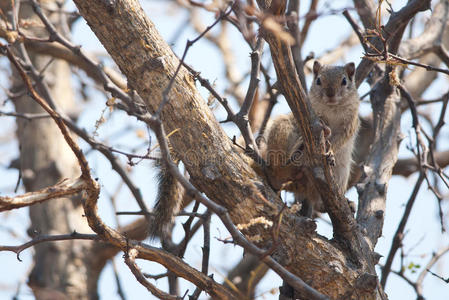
[
  {"x1": 72, "y1": 1, "x2": 381, "y2": 298},
  {"x1": 11, "y1": 1, "x2": 94, "y2": 299}
]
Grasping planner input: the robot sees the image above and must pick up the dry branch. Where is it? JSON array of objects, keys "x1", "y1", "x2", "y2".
[
  {"x1": 0, "y1": 232, "x2": 99, "y2": 261},
  {"x1": 0, "y1": 177, "x2": 87, "y2": 212},
  {"x1": 125, "y1": 248, "x2": 181, "y2": 300},
  {"x1": 70, "y1": 0, "x2": 374, "y2": 298}
]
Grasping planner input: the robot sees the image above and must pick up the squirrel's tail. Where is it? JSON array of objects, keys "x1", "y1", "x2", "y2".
[{"x1": 150, "y1": 157, "x2": 184, "y2": 238}]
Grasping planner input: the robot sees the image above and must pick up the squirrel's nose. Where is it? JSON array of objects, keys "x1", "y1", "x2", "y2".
[{"x1": 325, "y1": 88, "x2": 335, "y2": 98}]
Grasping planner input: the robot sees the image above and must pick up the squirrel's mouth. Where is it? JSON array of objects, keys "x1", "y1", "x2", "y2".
[{"x1": 325, "y1": 96, "x2": 338, "y2": 104}]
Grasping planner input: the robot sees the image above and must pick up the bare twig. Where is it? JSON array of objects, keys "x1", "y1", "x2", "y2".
[
  {"x1": 427, "y1": 269, "x2": 449, "y2": 284},
  {"x1": 286, "y1": 0, "x2": 307, "y2": 89},
  {"x1": 418, "y1": 246, "x2": 449, "y2": 289},
  {"x1": 387, "y1": 245, "x2": 449, "y2": 298},
  {"x1": 0, "y1": 232, "x2": 99, "y2": 261},
  {"x1": 176, "y1": 211, "x2": 207, "y2": 258},
  {"x1": 0, "y1": 110, "x2": 50, "y2": 120},
  {"x1": 176, "y1": 202, "x2": 202, "y2": 257},
  {"x1": 380, "y1": 173, "x2": 425, "y2": 287},
  {"x1": 27, "y1": 0, "x2": 135, "y2": 107},
  {"x1": 190, "y1": 213, "x2": 211, "y2": 299},
  {"x1": 298, "y1": 0, "x2": 318, "y2": 49},
  {"x1": 0, "y1": 177, "x2": 87, "y2": 212},
  {"x1": 111, "y1": 258, "x2": 127, "y2": 300},
  {"x1": 343, "y1": 10, "x2": 370, "y2": 53},
  {"x1": 61, "y1": 117, "x2": 151, "y2": 220},
  {"x1": 375, "y1": 53, "x2": 449, "y2": 76},
  {"x1": 232, "y1": 36, "x2": 264, "y2": 158}
]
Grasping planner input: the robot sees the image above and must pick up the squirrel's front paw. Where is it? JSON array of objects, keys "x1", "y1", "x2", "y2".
[{"x1": 326, "y1": 151, "x2": 335, "y2": 166}]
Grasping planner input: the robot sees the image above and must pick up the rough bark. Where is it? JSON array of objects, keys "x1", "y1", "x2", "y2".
[
  {"x1": 356, "y1": 77, "x2": 402, "y2": 246},
  {"x1": 71, "y1": 0, "x2": 382, "y2": 299},
  {"x1": 10, "y1": 1, "x2": 94, "y2": 299}
]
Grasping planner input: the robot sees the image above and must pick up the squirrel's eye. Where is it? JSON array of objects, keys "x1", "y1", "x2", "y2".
[
  {"x1": 316, "y1": 77, "x2": 321, "y2": 85},
  {"x1": 341, "y1": 77, "x2": 347, "y2": 86}
]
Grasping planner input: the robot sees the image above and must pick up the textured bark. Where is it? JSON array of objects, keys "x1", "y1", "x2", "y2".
[
  {"x1": 72, "y1": 1, "x2": 381, "y2": 299},
  {"x1": 10, "y1": 2, "x2": 94, "y2": 299},
  {"x1": 356, "y1": 77, "x2": 402, "y2": 246},
  {"x1": 1, "y1": 0, "x2": 443, "y2": 298}
]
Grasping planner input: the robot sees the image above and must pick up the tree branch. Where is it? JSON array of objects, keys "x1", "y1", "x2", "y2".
[
  {"x1": 0, "y1": 177, "x2": 87, "y2": 212},
  {"x1": 0, "y1": 232, "x2": 99, "y2": 261},
  {"x1": 124, "y1": 248, "x2": 181, "y2": 300},
  {"x1": 69, "y1": 0, "x2": 390, "y2": 298}
]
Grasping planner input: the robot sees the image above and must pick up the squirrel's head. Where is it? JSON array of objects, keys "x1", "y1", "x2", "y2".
[{"x1": 309, "y1": 61, "x2": 357, "y2": 106}]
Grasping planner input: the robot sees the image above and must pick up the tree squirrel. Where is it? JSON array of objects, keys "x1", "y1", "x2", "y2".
[
  {"x1": 259, "y1": 61, "x2": 359, "y2": 216},
  {"x1": 150, "y1": 61, "x2": 360, "y2": 237},
  {"x1": 150, "y1": 155, "x2": 184, "y2": 239}
]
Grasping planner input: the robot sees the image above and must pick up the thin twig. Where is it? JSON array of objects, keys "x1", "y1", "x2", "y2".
[
  {"x1": 27, "y1": 0, "x2": 135, "y2": 107},
  {"x1": 0, "y1": 110, "x2": 50, "y2": 120},
  {"x1": 190, "y1": 213, "x2": 211, "y2": 299},
  {"x1": 343, "y1": 10, "x2": 370, "y2": 53},
  {"x1": 111, "y1": 258, "x2": 128, "y2": 300},
  {"x1": 61, "y1": 117, "x2": 151, "y2": 220},
  {"x1": 0, "y1": 232, "x2": 99, "y2": 261},
  {"x1": 380, "y1": 173, "x2": 425, "y2": 287},
  {"x1": 390, "y1": 53, "x2": 449, "y2": 76},
  {"x1": 177, "y1": 202, "x2": 201, "y2": 258},
  {"x1": 298, "y1": 0, "x2": 318, "y2": 49}
]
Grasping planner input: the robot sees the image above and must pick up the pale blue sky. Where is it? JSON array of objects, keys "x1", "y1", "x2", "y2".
[{"x1": 0, "y1": 1, "x2": 448, "y2": 299}]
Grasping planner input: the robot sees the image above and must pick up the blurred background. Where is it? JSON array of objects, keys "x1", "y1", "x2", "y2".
[{"x1": 0, "y1": 0, "x2": 448, "y2": 299}]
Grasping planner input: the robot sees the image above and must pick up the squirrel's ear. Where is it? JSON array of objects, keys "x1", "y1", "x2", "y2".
[
  {"x1": 345, "y1": 62, "x2": 355, "y2": 80},
  {"x1": 313, "y1": 61, "x2": 322, "y2": 76}
]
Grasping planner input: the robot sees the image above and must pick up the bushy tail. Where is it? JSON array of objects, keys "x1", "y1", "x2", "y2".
[{"x1": 150, "y1": 157, "x2": 184, "y2": 239}]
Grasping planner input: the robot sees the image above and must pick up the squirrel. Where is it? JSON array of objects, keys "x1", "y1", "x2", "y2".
[
  {"x1": 150, "y1": 154, "x2": 184, "y2": 239},
  {"x1": 150, "y1": 61, "x2": 359, "y2": 237},
  {"x1": 259, "y1": 61, "x2": 360, "y2": 216}
]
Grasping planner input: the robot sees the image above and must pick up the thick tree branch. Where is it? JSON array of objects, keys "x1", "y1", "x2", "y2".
[
  {"x1": 146, "y1": 113, "x2": 326, "y2": 300},
  {"x1": 68, "y1": 0, "x2": 398, "y2": 298},
  {"x1": 356, "y1": 76, "x2": 402, "y2": 248},
  {"x1": 400, "y1": 0, "x2": 449, "y2": 60},
  {"x1": 125, "y1": 248, "x2": 181, "y2": 300}
]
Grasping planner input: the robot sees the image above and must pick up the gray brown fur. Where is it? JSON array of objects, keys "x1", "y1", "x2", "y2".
[
  {"x1": 150, "y1": 156, "x2": 184, "y2": 238},
  {"x1": 260, "y1": 61, "x2": 360, "y2": 215}
]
